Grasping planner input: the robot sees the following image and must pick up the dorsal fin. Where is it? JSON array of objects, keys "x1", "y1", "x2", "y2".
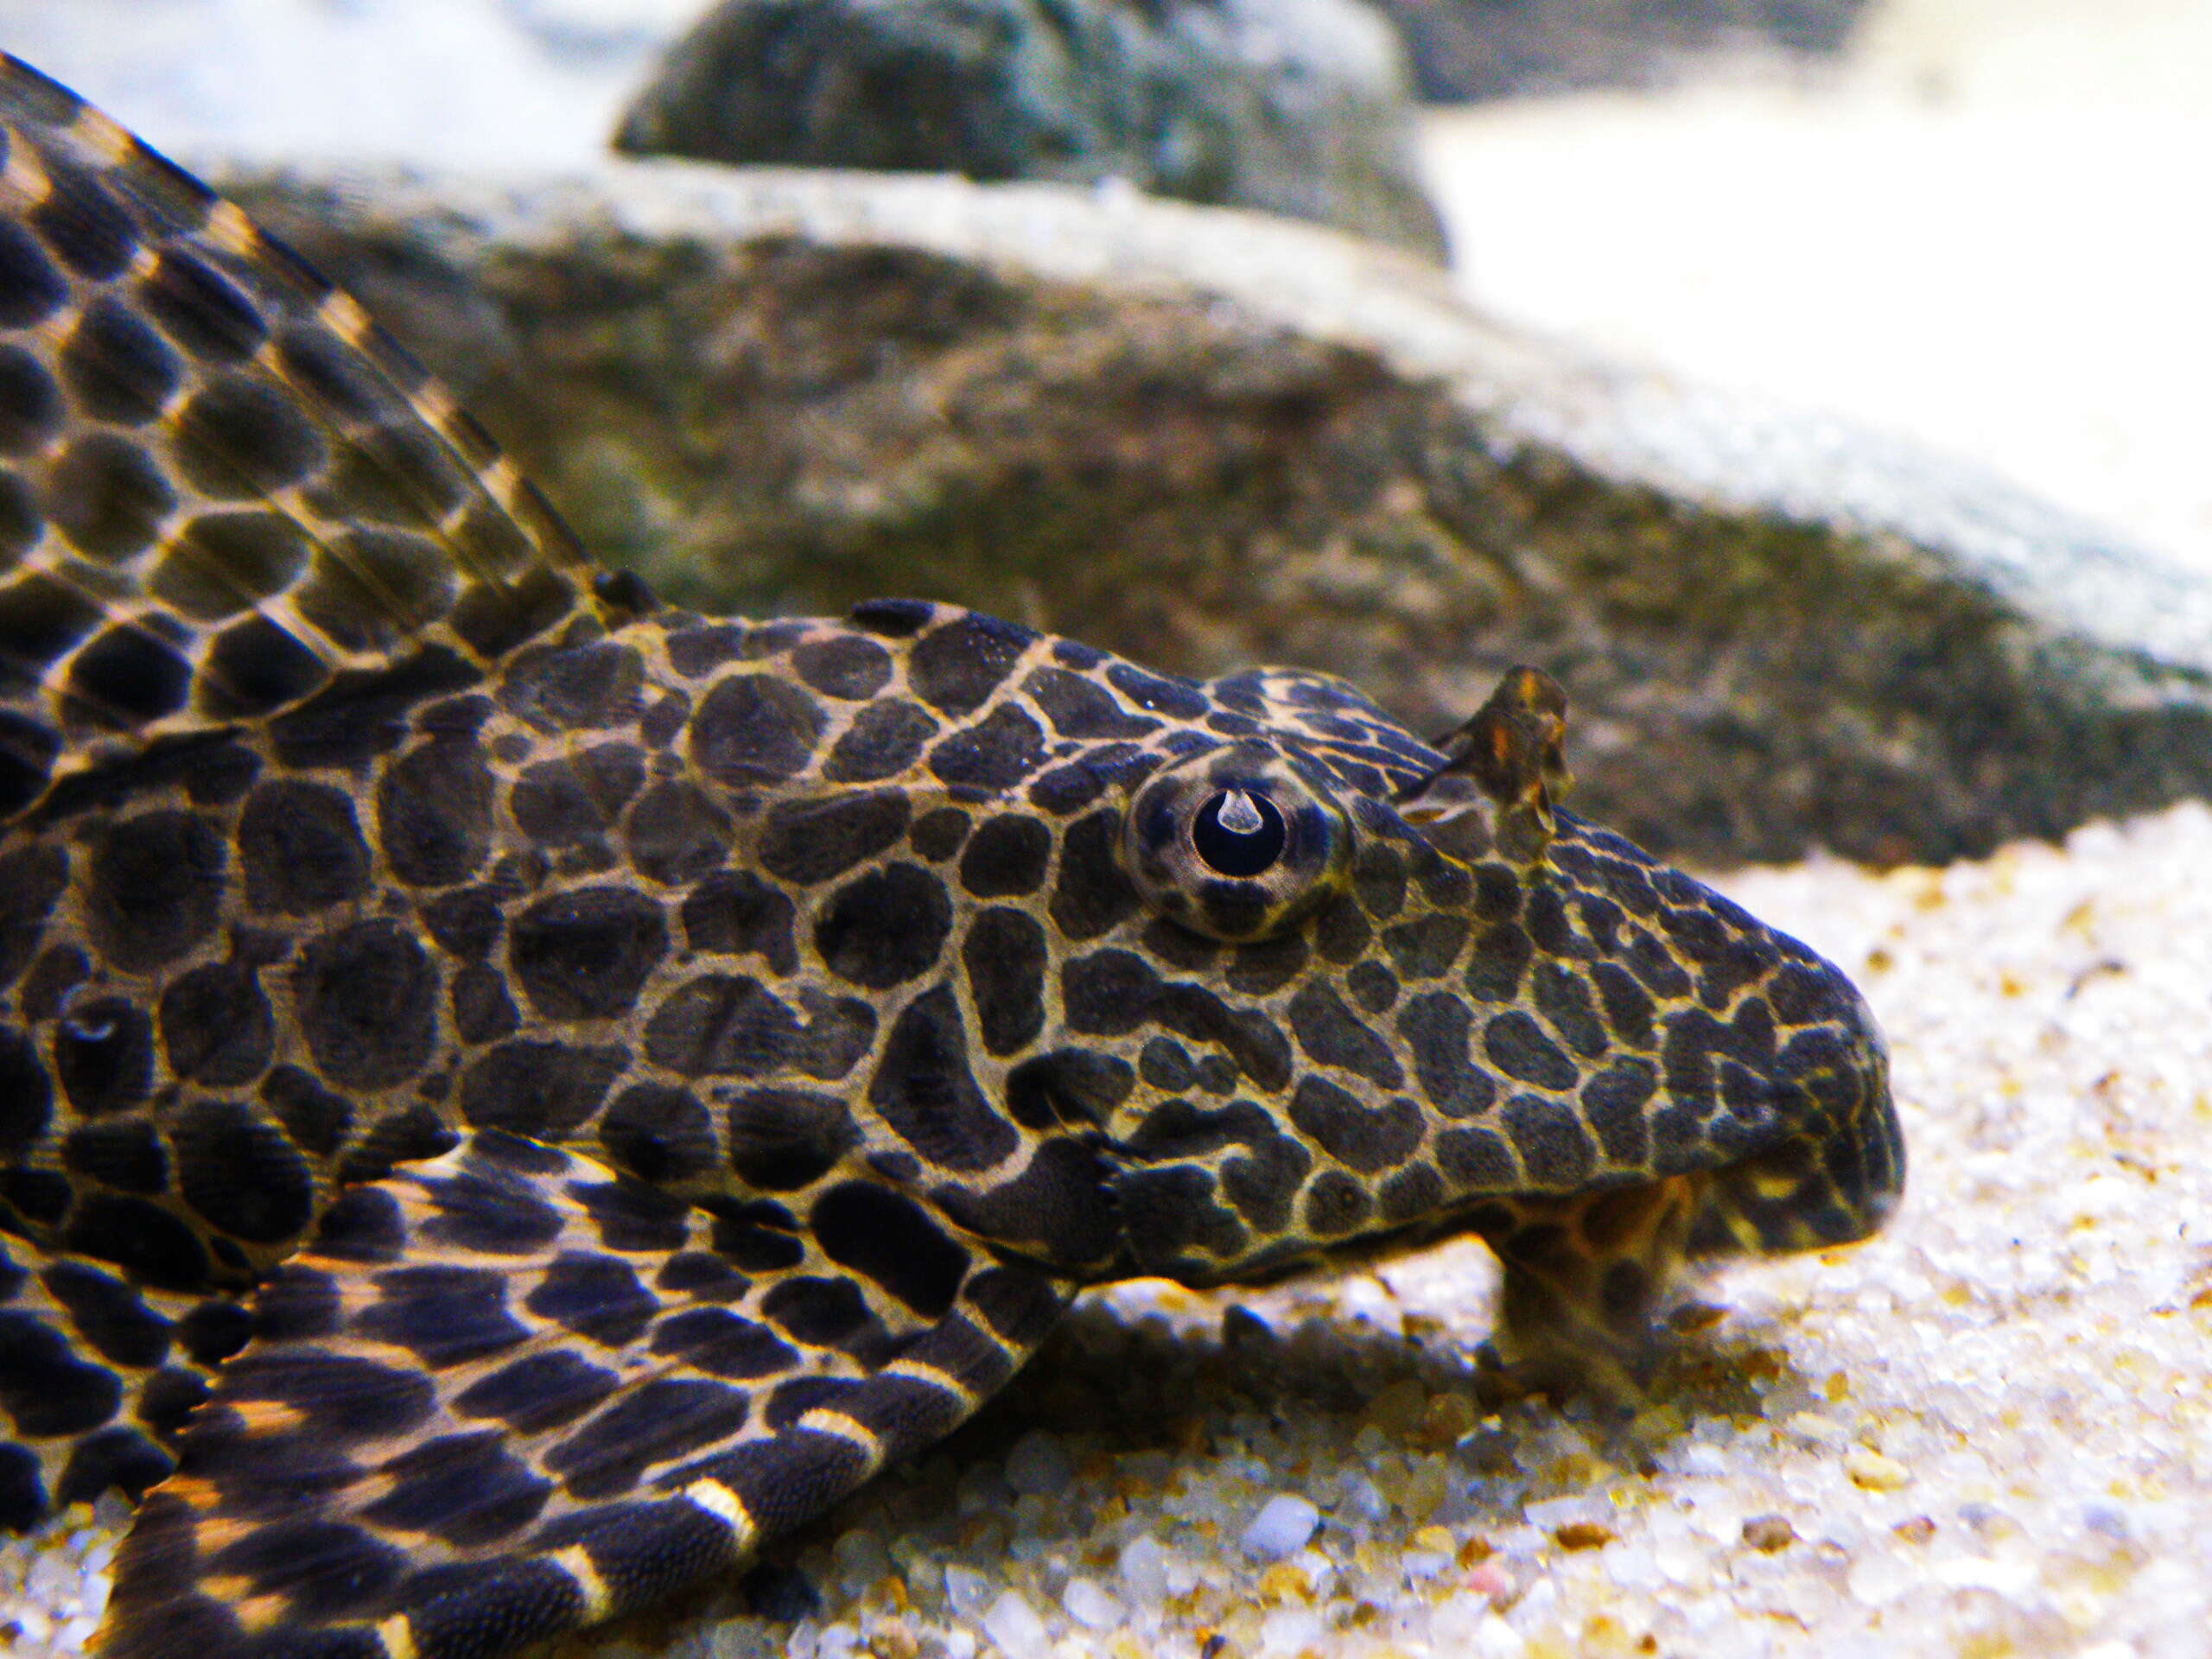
[{"x1": 0, "y1": 53, "x2": 626, "y2": 822}]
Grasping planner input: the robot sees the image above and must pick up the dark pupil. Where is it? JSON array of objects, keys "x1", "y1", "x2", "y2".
[{"x1": 1192, "y1": 789, "x2": 1287, "y2": 877}]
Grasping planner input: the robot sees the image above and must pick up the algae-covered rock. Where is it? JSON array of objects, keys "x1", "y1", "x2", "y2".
[
  {"x1": 223, "y1": 157, "x2": 2212, "y2": 866},
  {"x1": 1370, "y1": 0, "x2": 1873, "y2": 103},
  {"x1": 613, "y1": 0, "x2": 1450, "y2": 261}
]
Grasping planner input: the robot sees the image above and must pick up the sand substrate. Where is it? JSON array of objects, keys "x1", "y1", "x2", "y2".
[{"x1": 7, "y1": 800, "x2": 2210, "y2": 1659}]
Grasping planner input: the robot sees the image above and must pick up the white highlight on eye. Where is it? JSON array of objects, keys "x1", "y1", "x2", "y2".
[{"x1": 1214, "y1": 789, "x2": 1266, "y2": 836}]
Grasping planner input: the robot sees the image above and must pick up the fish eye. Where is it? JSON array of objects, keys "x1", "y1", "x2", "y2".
[
  {"x1": 1122, "y1": 747, "x2": 1349, "y2": 942},
  {"x1": 1191, "y1": 788, "x2": 1287, "y2": 877}
]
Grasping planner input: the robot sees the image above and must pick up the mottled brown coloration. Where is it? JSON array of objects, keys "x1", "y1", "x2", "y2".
[{"x1": 0, "y1": 53, "x2": 1901, "y2": 1659}]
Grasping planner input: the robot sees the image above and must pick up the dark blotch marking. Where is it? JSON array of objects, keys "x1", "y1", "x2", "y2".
[
  {"x1": 526, "y1": 1252, "x2": 658, "y2": 1348},
  {"x1": 1303, "y1": 1170, "x2": 1372, "y2": 1236},
  {"x1": 238, "y1": 779, "x2": 370, "y2": 913},
  {"x1": 814, "y1": 861, "x2": 951, "y2": 988},
  {"x1": 510, "y1": 887, "x2": 669, "y2": 1020},
  {"x1": 336, "y1": 1103, "x2": 460, "y2": 1187},
  {"x1": 908, "y1": 612, "x2": 1033, "y2": 716},
  {"x1": 202, "y1": 1517, "x2": 404, "y2": 1621},
  {"x1": 823, "y1": 698, "x2": 938, "y2": 783},
  {"x1": 293, "y1": 919, "x2": 439, "y2": 1090},
  {"x1": 648, "y1": 1307, "x2": 794, "y2": 1380},
  {"x1": 1533, "y1": 963, "x2": 1609, "y2": 1058},
  {"x1": 1483, "y1": 1010, "x2": 1579, "y2": 1092},
  {"x1": 758, "y1": 791, "x2": 910, "y2": 886},
  {"x1": 791, "y1": 633, "x2": 892, "y2": 699},
  {"x1": 1058, "y1": 948, "x2": 1159, "y2": 1034},
  {"x1": 1435, "y1": 1126, "x2": 1518, "y2": 1191},
  {"x1": 681, "y1": 871, "x2": 798, "y2": 974},
  {"x1": 1394, "y1": 993, "x2": 1496, "y2": 1120},
  {"x1": 678, "y1": 1428, "x2": 871, "y2": 1541},
  {"x1": 1114, "y1": 1165, "x2": 1246, "y2": 1272},
  {"x1": 869, "y1": 987, "x2": 1019, "y2": 1171},
  {"x1": 1049, "y1": 810, "x2": 1140, "y2": 939},
  {"x1": 422, "y1": 887, "x2": 503, "y2": 960},
  {"x1": 1502, "y1": 1095, "x2": 1599, "y2": 1187},
  {"x1": 201, "y1": 612, "x2": 327, "y2": 719},
  {"x1": 1288, "y1": 980, "x2": 1403, "y2": 1088},
  {"x1": 378, "y1": 738, "x2": 494, "y2": 888},
  {"x1": 362, "y1": 1428, "x2": 551, "y2": 1546},
  {"x1": 1352, "y1": 844, "x2": 1406, "y2": 921},
  {"x1": 1107, "y1": 663, "x2": 1207, "y2": 718},
  {"x1": 159, "y1": 962, "x2": 273, "y2": 1086},
  {"x1": 356, "y1": 1265, "x2": 530, "y2": 1369},
  {"x1": 454, "y1": 1350, "x2": 619, "y2": 1434},
  {"x1": 724, "y1": 1087, "x2": 861, "y2": 1191},
  {"x1": 412, "y1": 1162, "x2": 563, "y2": 1259},
  {"x1": 909, "y1": 806, "x2": 970, "y2": 861},
  {"x1": 27, "y1": 157, "x2": 136, "y2": 279},
  {"x1": 0, "y1": 843, "x2": 67, "y2": 989},
  {"x1": 86, "y1": 810, "x2": 225, "y2": 974},
  {"x1": 691, "y1": 671, "x2": 823, "y2": 785},
  {"x1": 459, "y1": 1040, "x2": 626, "y2": 1139},
  {"x1": 626, "y1": 779, "x2": 734, "y2": 886},
  {"x1": 53, "y1": 994, "x2": 153, "y2": 1119},
  {"x1": 811, "y1": 1181, "x2": 969, "y2": 1316},
  {"x1": 1591, "y1": 961, "x2": 1656, "y2": 1047},
  {"x1": 55, "y1": 1426, "x2": 171, "y2": 1509},
  {"x1": 964, "y1": 1264, "x2": 1068, "y2": 1348},
  {"x1": 62, "y1": 1118, "x2": 168, "y2": 1193},
  {"x1": 64, "y1": 1195, "x2": 210, "y2": 1291},
  {"x1": 261, "y1": 1065, "x2": 353, "y2": 1158},
  {"x1": 1581, "y1": 1059, "x2": 1658, "y2": 1166},
  {"x1": 600, "y1": 1083, "x2": 717, "y2": 1183},
  {"x1": 0, "y1": 219, "x2": 67, "y2": 327},
  {"x1": 396, "y1": 1559, "x2": 586, "y2": 1659},
  {"x1": 760, "y1": 1274, "x2": 876, "y2": 1352},
  {"x1": 0, "y1": 1308, "x2": 123, "y2": 1436},
  {"x1": 937, "y1": 1137, "x2": 1118, "y2": 1270},
  {"x1": 173, "y1": 1099, "x2": 315, "y2": 1243},
  {"x1": 963, "y1": 907, "x2": 1048, "y2": 1057},
  {"x1": 1221, "y1": 1134, "x2": 1314, "y2": 1234},
  {"x1": 67, "y1": 624, "x2": 191, "y2": 722},
  {"x1": 60, "y1": 296, "x2": 179, "y2": 425},
  {"x1": 958, "y1": 814, "x2": 1052, "y2": 898},
  {"x1": 647, "y1": 976, "x2": 874, "y2": 1081},
  {"x1": 499, "y1": 640, "x2": 642, "y2": 732},
  {"x1": 0, "y1": 345, "x2": 60, "y2": 455},
  {"x1": 1382, "y1": 915, "x2": 1467, "y2": 981},
  {"x1": 1023, "y1": 666, "x2": 1160, "y2": 738},
  {"x1": 141, "y1": 247, "x2": 267, "y2": 362},
  {"x1": 512, "y1": 745, "x2": 645, "y2": 847},
  {"x1": 1288, "y1": 1077, "x2": 1424, "y2": 1173},
  {"x1": 42, "y1": 1260, "x2": 171, "y2": 1369},
  {"x1": 172, "y1": 372, "x2": 328, "y2": 497},
  {"x1": 48, "y1": 431, "x2": 174, "y2": 563},
  {"x1": 1346, "y1": 959, "x2": 1398, "y2": 1014},
  {"x1": 929, "y1": 702, "x2": 1046, "y2": 793},
  {"x1": 1466, "y1": 921, "x2": 1533, "y2": 1003},
  {"x1": 1003, "y1": 1048, "x2": 1133, "y2": 1133},
  {"x1": 1379, "y1": 1162, "x2": 1446, "y2": 1224},
  {"x1": 451, "y1": 963, "x2": 520, "y2": 1044}
]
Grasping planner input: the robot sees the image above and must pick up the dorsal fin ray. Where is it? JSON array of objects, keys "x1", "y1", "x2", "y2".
[{"x1": 0, "y1": 53, "x2": 626, "y2": 822}]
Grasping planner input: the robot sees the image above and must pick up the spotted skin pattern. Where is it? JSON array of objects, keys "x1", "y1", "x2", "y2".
[{"x1": 0, "y1": 53, "x2": 1903, "y2": 1659}]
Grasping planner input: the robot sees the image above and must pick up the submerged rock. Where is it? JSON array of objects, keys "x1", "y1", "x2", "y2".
[
  {"x1": 613, "y1": 0, "x2": 1450, "y2": 260},
  {"x1": 222, "y1": 156, "x2": 2212, "y2": 866},
  {"x1": 1370, "y1": 0, "x2": 1874, "y2": 103}
]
